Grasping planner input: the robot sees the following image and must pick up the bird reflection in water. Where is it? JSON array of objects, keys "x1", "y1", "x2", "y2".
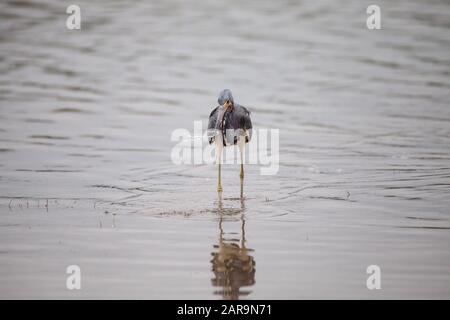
[{"x1": 210, "y1": 195, "x2": 256, "y2": 299}]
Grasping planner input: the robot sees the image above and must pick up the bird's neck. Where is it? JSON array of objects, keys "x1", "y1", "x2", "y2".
[{"x1": 225, "y1": 104, "x2": 234, "y2": 112}]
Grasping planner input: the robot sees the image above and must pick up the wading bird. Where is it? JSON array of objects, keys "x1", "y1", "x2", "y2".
[{"x1": 208, "y1": 89, "x2": 252, "y2": 196}]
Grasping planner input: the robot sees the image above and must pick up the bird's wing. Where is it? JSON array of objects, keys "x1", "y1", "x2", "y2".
[
  {"x1": 208, "y1": 106, "x2": 219, "y2": 129},
  {"x1": 207, "y1": 106, "x2": 220, "y2": 144},
  {"x1": 237, "y1": 105, "x2": 253, "y2": 141},
  {"x1": 239, "y1": 106, "x2": 252, "y2": 130}
]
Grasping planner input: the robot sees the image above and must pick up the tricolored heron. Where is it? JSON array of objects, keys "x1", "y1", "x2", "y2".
[{"x1": 208, "y1": 89, "x2": 252, "y2": 196}]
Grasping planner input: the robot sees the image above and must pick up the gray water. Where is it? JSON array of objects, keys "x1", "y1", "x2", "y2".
[{"x1": 1, "y1": 0, "x2": 450, "y2": 299}]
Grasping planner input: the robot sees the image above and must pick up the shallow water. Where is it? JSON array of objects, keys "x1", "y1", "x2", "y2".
[{"x1": 1, "y1": 0, "x2": 450, "y2": 299}]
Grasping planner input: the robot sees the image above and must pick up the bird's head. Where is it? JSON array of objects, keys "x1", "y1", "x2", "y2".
[{"x1": 218, "y1": 89, "x2": 234, "y2": 111}]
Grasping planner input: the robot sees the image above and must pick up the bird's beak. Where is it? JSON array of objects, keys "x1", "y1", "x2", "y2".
[{"x1": 224, "y1": 100, "x2": 233, "y2": 110}]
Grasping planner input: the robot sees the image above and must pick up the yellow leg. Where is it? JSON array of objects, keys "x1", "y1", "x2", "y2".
[
  {"x1": 240, "y1": 174, "x2": 244, "y2": 199},
  {"x1": 215, "y1": 136, "x2": 223, "y2": 193},
  {"x1": 238, "y1": 137, "x2": 245, "y2": 179},
  {"x1": 240, "y1": 164, "x2": 245, "y2": 198},
  {"x1": 218, "y1": 163, "x2": 223, "y2": 193},
  {"x1": 238, "y1": 138, "x2": 245, "y2": 198}
]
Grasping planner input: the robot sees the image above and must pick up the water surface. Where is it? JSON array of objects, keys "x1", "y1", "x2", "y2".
[{"x1": 1, "y1": 0, "x2": 450, "y2": 299}]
